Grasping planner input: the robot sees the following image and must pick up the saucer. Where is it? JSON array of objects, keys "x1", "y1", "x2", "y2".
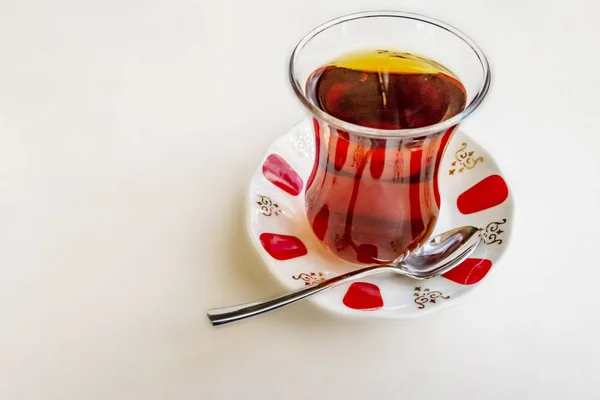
[{"x1": 247, "y1": 119, "x2": 514, "y2": 319}]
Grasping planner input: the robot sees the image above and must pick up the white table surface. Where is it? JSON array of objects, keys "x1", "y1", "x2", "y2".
[{"x1": 1, "y1": 1, "x2": 599, "y2": 399}]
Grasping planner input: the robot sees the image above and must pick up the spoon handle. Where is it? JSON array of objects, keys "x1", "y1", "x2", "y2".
[{"x1": 207, "y1": 265, "x2": 397, "y2": 326}]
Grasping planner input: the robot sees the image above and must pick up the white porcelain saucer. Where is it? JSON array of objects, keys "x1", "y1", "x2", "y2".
[{"x1": 247, "y1": 119, "x2": 514, "y2": 320}]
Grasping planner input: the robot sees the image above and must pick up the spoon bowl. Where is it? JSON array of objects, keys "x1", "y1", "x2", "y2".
[{"x1": 399, "y1": 225, "x2": 482, "y2": 278}]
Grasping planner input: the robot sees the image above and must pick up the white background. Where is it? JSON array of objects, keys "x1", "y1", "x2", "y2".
[{"x1": 1, "y1": 0, "x2": 599, "y2": 399}]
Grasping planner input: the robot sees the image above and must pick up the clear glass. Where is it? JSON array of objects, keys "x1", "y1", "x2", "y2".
[{"x1": 289, "y1": 11, "x2": 491, "y2": 264}]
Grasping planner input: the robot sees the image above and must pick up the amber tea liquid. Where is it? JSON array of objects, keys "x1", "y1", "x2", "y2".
[{"x1": 305, "y1": 50, "x2": 467, "y2": 264}]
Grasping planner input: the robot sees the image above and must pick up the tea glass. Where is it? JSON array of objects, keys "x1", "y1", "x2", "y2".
[{"x1": 289, "y1": 11, "x2": 491, "y2": 264}]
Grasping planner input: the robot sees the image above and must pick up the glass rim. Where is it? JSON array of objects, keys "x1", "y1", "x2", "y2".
[{"x1": 289, "y1": 11, "x2": 492, "y2": 138}]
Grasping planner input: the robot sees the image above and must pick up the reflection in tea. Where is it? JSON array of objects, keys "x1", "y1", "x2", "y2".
[{"x1": 305, "y1": 50, "x2": 467, "y2": 264}]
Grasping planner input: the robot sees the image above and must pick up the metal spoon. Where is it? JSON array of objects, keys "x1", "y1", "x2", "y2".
[{"x1": 207, "y1": 226, "x2": 482, "y2": 326}]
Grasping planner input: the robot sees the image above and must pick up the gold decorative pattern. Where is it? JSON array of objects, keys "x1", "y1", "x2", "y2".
[
  {"x1": 482, "y1": 218, "x2": 507, "y2": 245},
  {"x1": 290, "y1": 127, "x2": 315, "y2": 158},
  {"x1": 256, "y1": 195, "x2": 281, "y2": 217},
  {"x1": 413, "y1": 287, "x2": 450, "y2": 309},
  {"x1": 293, "y1": 272, "x2": 326, "y2": 286},
  {"x1": 449, "y1": 142, "x2": 484, "y2": 175}
]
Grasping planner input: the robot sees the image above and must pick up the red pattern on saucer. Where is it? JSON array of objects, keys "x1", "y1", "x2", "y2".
[
  {"x1": 342, "y1": 282, "x2": 384, "y2": 310},
  {"x1": 262, "y1": 154, "x2": 303, "y2": 196},
  {"x1": 259, "y1": 233, "x2": 308, "y2": 261},
  {"x1": 457, "y1": 175, "x2": 508, "y2": 214},
  {"x1": 442, "y1": 258, "x2": 493, "y2": 285}
]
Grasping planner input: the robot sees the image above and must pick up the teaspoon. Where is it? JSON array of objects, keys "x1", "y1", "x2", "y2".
[{"x1": 207, "y1": 225, "x2": 482, "y2": 326}]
